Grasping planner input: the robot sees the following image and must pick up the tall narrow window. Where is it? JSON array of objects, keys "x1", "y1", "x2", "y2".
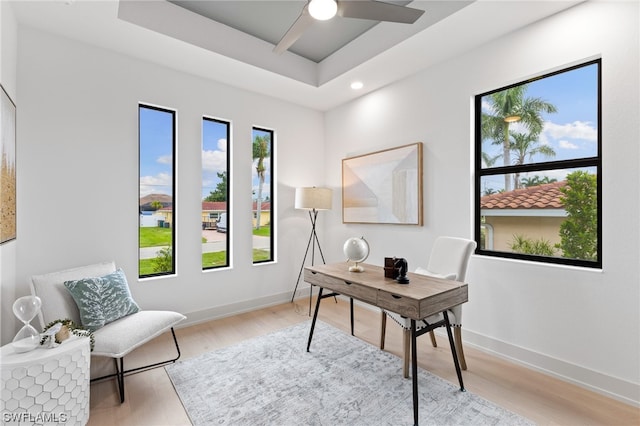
[
  {"x1": 475, "y1": 60, "x2": 601, "y2": 268},
  {"x1": 202, "y1": 117, "x2": 230, "y2": 269},
  {"x1": 139, "y1": 104, "x2": 176, "y2": 277},
  {"x1": 252, "y1": 127, "x2": 274, "y2": 263}
]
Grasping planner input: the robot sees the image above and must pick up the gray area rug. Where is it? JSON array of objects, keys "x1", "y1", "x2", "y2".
[{"x1": 165, "y1": 320, "x2": 533, "y2": 425}]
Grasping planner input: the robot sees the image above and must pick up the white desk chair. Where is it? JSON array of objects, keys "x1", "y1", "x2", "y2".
[
  {"x1": 380, "y1": 237, "x2": 475, "y2": 378},
  {"x1": 30, "y1": 261, "x2": 186, "y2": 403}
]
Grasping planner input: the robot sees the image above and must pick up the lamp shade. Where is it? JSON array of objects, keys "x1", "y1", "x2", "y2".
[{"x1": 295, "y1": 187, "x2": 332, "y2": 210}]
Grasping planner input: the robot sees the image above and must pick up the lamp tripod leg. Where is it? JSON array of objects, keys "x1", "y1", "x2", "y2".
[
  {"x1": 292, "y1": 209, "x2": 335, "y2": 314},
  {"x1": 291, "y1": 226, "x2": 315, "y2": 303}
]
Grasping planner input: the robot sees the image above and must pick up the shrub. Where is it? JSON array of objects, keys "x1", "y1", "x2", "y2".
[{"x1": 510, "y1": 234, "x2": 557, "y2": 256}]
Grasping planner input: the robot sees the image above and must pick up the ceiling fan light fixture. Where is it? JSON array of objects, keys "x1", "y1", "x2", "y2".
[{"x1": 309, "y1": 0, "x2": 338, "y2": 21}]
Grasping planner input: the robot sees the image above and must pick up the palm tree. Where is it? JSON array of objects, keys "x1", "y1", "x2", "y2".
[
  {"x1": 481, "y1": 151, "x2": 502, "y2": 168},
  {"x1": 510, "y1": 131, "x2": 556, "y2": 189},
  {"x1": 520, "y1": 175, "x2": 558, "y2": 188},
  {"x1": 252, "y1": 134, "x2": 270, "y2": 229},
  {"x1": 481, "y1": 85, "x2": 557, "y2": 191}
]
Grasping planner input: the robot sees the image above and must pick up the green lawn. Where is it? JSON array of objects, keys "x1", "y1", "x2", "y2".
[
  {"x1": 138, "y1": 226, "x2": 271, "y2": 275},
  {"x1": 139, "y1": 227, "x2": 172, "y2": 247},
  {"x1": 253, "y1": 227, "x2": 270, "y2": 237},
  {"x1": 141, "y1": 226, "x2": 268, "y2": 247},
  {"x1": 252, "y1": 249, "x2": 271, "y2": 262},
  {"x1": 139, "y1": 249, "x2": 271, "y2": 275}
]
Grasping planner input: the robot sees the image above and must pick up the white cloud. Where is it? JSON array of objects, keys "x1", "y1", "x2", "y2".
[
  {"x1": 202, "y1": 150, "x2": 227, "y2": 173},
  {"x1": 504, "y1": 121, "x2": 525, "y2": 134},
  {"x1": 157, "y1": 155, "x2": 172, "y2": 164},
  {"x1": 558, "y1": 140, "x2": 579, "y2": 149},
  {"x1": 544, "y1": 120, "x2": 597, "y2": 141},
  {"x1": 202, "y1": 139, "x2": 227, "y2": 173},
  {"x1": 141, "y1": 173, "x2": 171, "y2": 186},
  {"x1": 140, "y1": 172, "x2": 172, "y2": 197}
]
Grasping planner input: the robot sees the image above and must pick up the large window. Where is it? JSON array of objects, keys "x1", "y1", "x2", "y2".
[
  {"x1": 252, "y1": 127, "x2": 274, "y2": 263},
  {"x1": 139, "y1": 104, "x2": 176, "y2": 277},
  {"x1": 202, "y1": 117, "x2": 230, "y2": 269},
  {"x1": 475, "y1": 60, "x2": 601, "y2": 268}
]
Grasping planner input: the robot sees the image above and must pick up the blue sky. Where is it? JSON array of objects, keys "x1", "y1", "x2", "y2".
[
  {"x1": 480, "y1": 61, "x2": 599, "y2": 191},
  {"x1": 202, "y1": 118, "x2": 229, "y2": 200},
  {"x1": 139, "y1": 106, "x2": 173, "y2": 198},
  {"x1": 140, "y1": 107, "x2": 271, "y2": 202},
  {"x1": 140, "y1": 63, "x2": 597, "y2": 200},
  {"x1": 201, "y1": 123, "x2": 272, "y2": 201}
]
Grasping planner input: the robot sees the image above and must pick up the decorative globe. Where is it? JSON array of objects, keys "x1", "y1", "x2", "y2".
[{"x1": 343, "y1": 236, "x2": 370, "y2": 272}]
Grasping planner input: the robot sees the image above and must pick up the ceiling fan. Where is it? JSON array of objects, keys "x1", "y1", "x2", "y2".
[{"x1": 273, "y1": 0, "x2": 425, "y2": 55}]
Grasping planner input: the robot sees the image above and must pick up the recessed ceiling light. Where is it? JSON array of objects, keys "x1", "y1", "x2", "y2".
[{"x1": 350, "y1": 81, "x2": 364, "y2": 90}]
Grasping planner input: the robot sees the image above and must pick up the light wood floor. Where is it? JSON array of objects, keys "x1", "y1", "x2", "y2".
[{"x1": 88, "y1": 298, "x2": 639, "y2": 425}]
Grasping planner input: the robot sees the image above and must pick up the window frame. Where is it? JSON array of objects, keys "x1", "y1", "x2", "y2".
[
  {"x1": 252, "y1": 126, "x2": 275, "y2": 264},
  {"x1": 474, "y1": 59, "x2": 602, "y2": 269},
  {"x1": 202, "y1": 116, "x2": 231, "y2": 271},
  {"x1": 138, "y1": 103, "x2": 177, "y2": 278}
]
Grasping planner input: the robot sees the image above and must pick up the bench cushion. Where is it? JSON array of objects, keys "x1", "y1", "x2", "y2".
[{"x1": 92, "y1": 310, "x2": 186, "y2": 358}]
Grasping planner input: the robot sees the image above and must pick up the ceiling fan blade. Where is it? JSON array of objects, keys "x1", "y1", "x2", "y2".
[
  {"x1": 337, "y1": 0, "x2": 425, "y2": 24},
  {"x1": 273, "y1": 4, "x2": 315, "y2": 55}
]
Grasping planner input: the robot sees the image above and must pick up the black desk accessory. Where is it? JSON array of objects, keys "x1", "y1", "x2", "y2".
[
  {"x1": 394, "y1": 258, "x2": 410, "y2": 284},
  {"x1": 384, "y1": 257, "x2": 410, "y2": 283}
]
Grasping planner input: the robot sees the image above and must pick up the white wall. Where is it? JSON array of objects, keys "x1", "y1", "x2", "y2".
[
  {"x1": 0, "y1": 0, "x2": 18, "y2": 345},
  {"x1": 9, "y1": 26, "x2": 325, "y2": 339},
  {"x1": 323, "y1": 1, "x2": 639, "y2": 405},
  {"x1": 6, "y1": 0, "x2": 638, "y2": 408}
]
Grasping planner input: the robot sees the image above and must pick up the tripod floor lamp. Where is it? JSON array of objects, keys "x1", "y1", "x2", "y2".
[{"x1": 291, "y1": 187, "x2": 332, "y2": 314}]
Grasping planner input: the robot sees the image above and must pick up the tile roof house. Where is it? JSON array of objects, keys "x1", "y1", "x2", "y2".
[
  {"x1": 155, "y1": 201, "x2": 272, "y2": 229},
  {"x1": 480, "y1": 181, "x2": 567, "y2": 251}
]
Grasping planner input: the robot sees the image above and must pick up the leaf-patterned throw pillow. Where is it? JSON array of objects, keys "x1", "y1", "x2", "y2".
[{"x1": 64, "y1": 268, "x2": 140, "y2": 331}]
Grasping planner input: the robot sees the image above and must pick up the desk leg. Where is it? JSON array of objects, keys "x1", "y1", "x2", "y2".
[
  {"x1": 350, "y1": 298, "x2": 354, "y2": 336},
  {"x1": 307, "y1": 287, "x2": 324, "y2": 352},
  {"x1": 443, "y1": 311, "x2": 465, "y2": 392},
  {"x1": 411, "y1": 319, "x2": 419, "y2": 426}
]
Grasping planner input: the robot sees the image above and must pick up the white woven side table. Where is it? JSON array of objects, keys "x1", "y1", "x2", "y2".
[{"x1": 1, "y1": 336, "x2": 90, "y2": 425}]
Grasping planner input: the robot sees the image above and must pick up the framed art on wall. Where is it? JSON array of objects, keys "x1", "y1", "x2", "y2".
[
  {"x1": 1, "y1": 84, "x2": 16, "y2": 244},
  {"x1": 342, "y1": 142, "x2": 423, "y2": 225}
]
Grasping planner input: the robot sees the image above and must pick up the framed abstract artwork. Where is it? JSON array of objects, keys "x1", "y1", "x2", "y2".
[
  {"x1": 342, "y1": 142, "x2": 423, "y2": 225},
  {"x1": 1, "y1": 84, "x2": 16, "y2": 244}
]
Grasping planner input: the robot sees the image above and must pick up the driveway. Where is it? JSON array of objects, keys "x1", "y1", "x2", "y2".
[{"x1": 140, "y1": 231, "x2": 269, "y2": 259}]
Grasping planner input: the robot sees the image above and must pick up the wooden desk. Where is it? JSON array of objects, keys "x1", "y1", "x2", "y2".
[{"x1": 304, "y1": 263, "x2": 468, "y2": 426}]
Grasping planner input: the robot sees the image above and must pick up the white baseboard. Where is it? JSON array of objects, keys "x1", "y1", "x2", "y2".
[
  {"x1": 333, "y1": 296, "x2": 639, "y2": 407},
  {"x1": 179, "y1": 291, "x2": 293, "y2": 328},
  {"x1": 460, "y1": 328, "x2": 640, "y2": 407}
]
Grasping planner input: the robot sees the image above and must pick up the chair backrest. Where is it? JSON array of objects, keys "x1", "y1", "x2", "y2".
[
  {"x1": 426, "y1": 237, "x2": 476, "y2": 282},
  {"x1": 422, "y1": 237, "x2": 476, "y2": 326},
  {"x1": 29, "y1": 261, "x2": 116, "y2": 329}
]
